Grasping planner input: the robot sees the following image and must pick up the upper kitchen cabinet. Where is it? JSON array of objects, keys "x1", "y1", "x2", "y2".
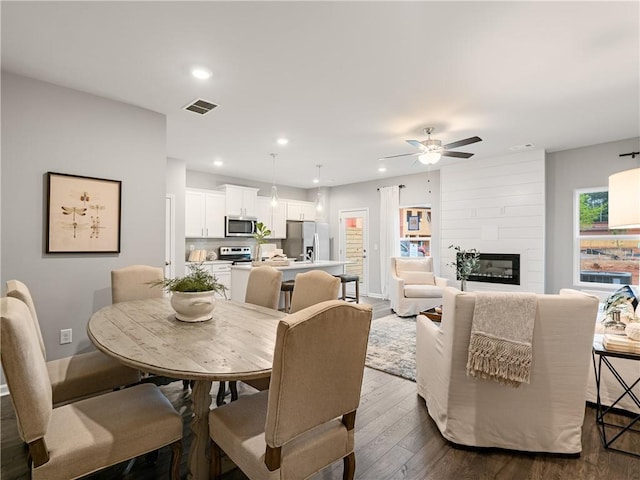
[
  {"x1": 286, "y1": 200, "x2": 316, "y2": 221},
  {"x1": 256, "y1": 197, "x2": 287, "y2": 239},
  {"x1": 185, "y1": 189, "x2": 225, "y2": 238},
  {"x1": 217, "y1": 184, "x2": 259, "y2": 217}
]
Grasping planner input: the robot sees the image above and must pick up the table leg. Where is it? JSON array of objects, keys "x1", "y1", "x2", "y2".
[{"x1": 188, "y1": 380, "x2": 213, "y2": 480}]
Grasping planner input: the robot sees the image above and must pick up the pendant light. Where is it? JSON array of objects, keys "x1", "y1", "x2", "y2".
[
  {"x1": 608, "y1": 166, "x2": 640, "y2": 229},
  {"x1": 315, "y1": 164, "x2": 324, "y2": 213},
  {"x1": 269, "y1": 153, "x2": 279, "y2": 207}
]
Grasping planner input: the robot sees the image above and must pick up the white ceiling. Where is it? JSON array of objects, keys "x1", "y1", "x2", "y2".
[{"x1": 2, "y1": 1, "x2": 638, "y2": 188}]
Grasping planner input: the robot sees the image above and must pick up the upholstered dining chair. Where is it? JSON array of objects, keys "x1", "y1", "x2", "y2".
[
  {"x1": 111, "y1": 264, "x2": 164, "y2": 303},
  {"x1": 111, "y1": 264, "x2": 193, "y2": 389},
  {"x1": 218, "y1": 266, "x2": 283, "y2": 404},
  {"x1": 1, "y1": 297, "x2": 183, "y2": 480},
  {"x1": 245, "y1": 265, "x2": 284, "y2": 311},
  {"x1": 5, "y1": 280, "x2": 141, "y2": 405},
  {"x1": 288, "y1": 270, "x2": 341, "y2": 314},
  {"x1": 209, "y1": 300, "x2": 373, "y2": 480}
]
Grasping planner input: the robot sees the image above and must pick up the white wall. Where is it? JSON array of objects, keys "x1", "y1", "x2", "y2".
[
  {"x1": 546, "y1": 137, "x2": 640, "y2": 294},
  {"x1": 1, "y1": 72, "x2": 167, "y2": 361},
  {"x1": 440, "y1": 150, "x2": 546, "y2": 293},
  {"x1": 328, "y1": 170, "x2": 441, "y2": 296}
]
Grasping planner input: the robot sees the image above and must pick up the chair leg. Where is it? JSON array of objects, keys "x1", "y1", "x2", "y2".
[
  {"x1": 342, "y1": 282, "x2": 347, "y2": 301},
  {"x1": 216, "y1": 381, "x2": 227, "y2": 406},
  {"x1": 210, "y1": 439, "x2": 222, "y2": 480},
  {"x1": 343, "y1": 452, "x2": 356, "y2": 480},
  {"x1": 230, "y1": 380, "x2": 238, "y2": 401},
  {"x1": 169, "y1": 439, "x2": 182, "y2": 480},
  {"x1": 355, "y1": 280, "x2": 360, "y2": 303},
  {"x1": 182, "y1": 379, "x2": 190, "y2": 390}
]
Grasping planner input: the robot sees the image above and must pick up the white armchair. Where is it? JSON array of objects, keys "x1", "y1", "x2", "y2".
[
  {"x1": 389, "y1": 257, "x2": 447, "y2": 317},
  {"x1": 416, "y1": 287, "x2": 599, "y2": 454}
]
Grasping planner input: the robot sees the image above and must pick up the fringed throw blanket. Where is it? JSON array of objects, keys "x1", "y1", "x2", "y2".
[{"x1": 467, "y1": 292, "x2": 537, "y2": 387}]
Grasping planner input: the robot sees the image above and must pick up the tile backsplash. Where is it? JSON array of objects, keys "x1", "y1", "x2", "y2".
[{"x1": 184, "y1": 238, "x2": 282, "y2": 261}]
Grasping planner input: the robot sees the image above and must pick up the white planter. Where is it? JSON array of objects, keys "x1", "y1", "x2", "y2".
[{"x1": 170, "y1": 290, "x2": 216, "y2": 322}]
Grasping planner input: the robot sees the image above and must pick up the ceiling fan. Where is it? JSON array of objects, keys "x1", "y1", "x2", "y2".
[{"x1": 380, "y1": 127, "x2": 482, "y2": 165}]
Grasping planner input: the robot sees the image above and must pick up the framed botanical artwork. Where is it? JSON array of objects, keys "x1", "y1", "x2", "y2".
[
  {"x1": 408, "y1": 215, "x2": 420, "y2": 231},
  {"x1": 46, "y1": 172, "x2": 121, "y2": 253}
]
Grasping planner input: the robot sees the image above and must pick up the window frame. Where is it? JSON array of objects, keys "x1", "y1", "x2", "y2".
[{"x1": 573, "y1": 186, "x2": 639, "y2": 289}]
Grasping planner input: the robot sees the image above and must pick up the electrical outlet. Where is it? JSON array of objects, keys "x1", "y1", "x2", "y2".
[{"x1": 60, "y1": 328, "x2": 72, "y2": 345}]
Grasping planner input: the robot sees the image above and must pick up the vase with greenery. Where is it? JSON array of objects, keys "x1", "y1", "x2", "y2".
[
  {"x1": 448, "y1": 245, "x2": 480, "y2": 291},
  {"x1": 152, "y1": 263, "x2": 227, "y2": 322},
  {"x1": 253, "y1": 221, "x2": 271, "y2": 262}
]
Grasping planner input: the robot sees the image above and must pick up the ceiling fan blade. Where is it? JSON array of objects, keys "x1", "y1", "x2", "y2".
[
  {"x1": 379, "y1": 152, "x2": 420, "y2": 160},
  {"x1": 442, "y1": 151, "x2": 474, "y2": 159},
  {"x1": 406, "y1": 139, "x2": 425, "y2": 150},
  {"x1": 443, "y1": 136, "x2": 482, "y2": 150}
]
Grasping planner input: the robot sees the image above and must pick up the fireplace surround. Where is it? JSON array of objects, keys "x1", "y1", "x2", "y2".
[{"x1": 457, "y1": 253, "x2": 521, "y2": 285}]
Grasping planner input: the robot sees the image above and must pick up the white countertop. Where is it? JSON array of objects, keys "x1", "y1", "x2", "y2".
[
  {"x1": 185, "y1": 260, "x2": 233, "y2": 265},
  {"x1": 231, "y1": 260, "x2": 349, "y2": 271}
]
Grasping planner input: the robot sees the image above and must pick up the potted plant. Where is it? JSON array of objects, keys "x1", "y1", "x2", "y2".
[
  {"x1": 253, "y1": 221, "x2": 272, "y2": 263},
  {"x1": 448, "y1": 245, "x2": 480, "y2": 291},
  {"x1": 152, "y1": 263, "x2": 227, "y2": 322}
]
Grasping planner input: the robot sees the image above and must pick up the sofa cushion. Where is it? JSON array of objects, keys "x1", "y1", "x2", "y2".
[
  {"x1": 404, "y1": 284, "x2": 443, "y2": 299},
  {"x1": 400, "y1": 271, "x2": 435, "y2": 285}
]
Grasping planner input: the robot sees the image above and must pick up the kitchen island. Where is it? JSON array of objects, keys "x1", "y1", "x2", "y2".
[{"x1": 230, "y1": 260, "x2": 350, "y2": 303}]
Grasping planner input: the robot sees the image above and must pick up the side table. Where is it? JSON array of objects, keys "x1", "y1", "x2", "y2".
[{"x1": 592, "y1": 335, "x2": 640, "y2": 457}]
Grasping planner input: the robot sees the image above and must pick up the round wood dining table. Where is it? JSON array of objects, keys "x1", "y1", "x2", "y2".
[{"x1": 88, "y1": 297, "x2": 285, "y2": 480}]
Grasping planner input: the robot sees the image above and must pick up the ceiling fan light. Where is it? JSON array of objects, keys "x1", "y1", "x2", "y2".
[{"x1": 418, "y1": 152, "x2": 442, "y2": 164}]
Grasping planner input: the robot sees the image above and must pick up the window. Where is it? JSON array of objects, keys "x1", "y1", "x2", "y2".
[
  {"x1": 574, "y1": 188, "x2": 640, "y2": 287},
  {"x1": 399, "y1": 206, "x2": 431, "y2": 257}
]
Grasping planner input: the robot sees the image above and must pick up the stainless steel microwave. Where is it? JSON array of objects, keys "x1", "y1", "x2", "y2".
[{"x1": 225, "y1": 216, "x2": 257, "y2": 237}]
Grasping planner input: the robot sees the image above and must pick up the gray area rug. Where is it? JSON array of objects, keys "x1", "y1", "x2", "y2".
[{"x1": 366, "y1": 314, "x2": 416, "y2": 382}]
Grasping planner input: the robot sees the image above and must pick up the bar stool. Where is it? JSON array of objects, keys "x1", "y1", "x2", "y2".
[
  {"x1": 334, "y1": 274, "x2": 360, "y2": 303},
  {"x1": 280, "y1": 280, "x2": 295, "y2": 313}
]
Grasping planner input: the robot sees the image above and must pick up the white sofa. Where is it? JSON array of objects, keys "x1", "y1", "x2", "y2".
[
  {"x1": 389, "y1": 257, "x2": 447, "y2": 317},
  {"x1": 416, "y1": 287, "x2": 599, "y2": 454}
]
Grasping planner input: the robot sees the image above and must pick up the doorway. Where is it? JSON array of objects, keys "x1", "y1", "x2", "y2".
[
  {"x1": 165, "y1": 194, "x2": 175, "y2": 279},
  {"x1": 338, "y1": 209, "x2": 369, "y2": 296}
]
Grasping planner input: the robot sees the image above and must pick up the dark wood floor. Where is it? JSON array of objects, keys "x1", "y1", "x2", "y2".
[{"x1": 2, "y1": 297, "x2": 639, "y2": 479}]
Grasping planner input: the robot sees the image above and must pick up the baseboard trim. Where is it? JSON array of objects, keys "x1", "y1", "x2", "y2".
[
  {"x1": 1, "y1": 384, "x2": 9, "y2": 396},
  {"x1": 365, "y1": 293, "x2": 383, "y2": 299}
]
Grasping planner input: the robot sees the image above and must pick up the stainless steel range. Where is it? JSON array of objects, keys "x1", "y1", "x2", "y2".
[{"x1": 219, "y1": 246, "x2": 253, "y2": 264}]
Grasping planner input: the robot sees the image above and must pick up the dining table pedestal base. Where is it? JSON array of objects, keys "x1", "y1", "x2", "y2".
[{"x1": 189, "y1": 380, "x2": 213, "y2": 480}]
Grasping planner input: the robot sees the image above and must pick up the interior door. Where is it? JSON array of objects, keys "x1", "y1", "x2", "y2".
[{"x1": 339, "y1": 209, "x2": 369, "y2": 296}]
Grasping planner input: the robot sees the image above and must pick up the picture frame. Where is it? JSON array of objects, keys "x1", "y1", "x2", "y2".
[
  {"x1": 46, "y1": 172, "x2": 121, "y2": 253},
  {"x1": 408, "y1": 215, "x2": 420, "y2": 231}
]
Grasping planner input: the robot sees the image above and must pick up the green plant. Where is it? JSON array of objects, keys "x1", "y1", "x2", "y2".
[
  {"x1": 253, "y1": 221, "x2": 271, "y2": 244},
  {"x1": 151, "y1": 263, "x2": 227, "y2": 297},
  {"x1": 448, "y1": 245, "x2": 480, "y2": 282}
]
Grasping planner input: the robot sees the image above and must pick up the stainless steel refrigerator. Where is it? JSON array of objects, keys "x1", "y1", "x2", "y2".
[{"x1": 282, "y1": 221, "x2": 330, "y2": 261}]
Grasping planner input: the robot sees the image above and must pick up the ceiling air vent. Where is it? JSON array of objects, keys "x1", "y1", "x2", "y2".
[{"x1": 184, "y1": 99, "x2": 218, "y2": 115}]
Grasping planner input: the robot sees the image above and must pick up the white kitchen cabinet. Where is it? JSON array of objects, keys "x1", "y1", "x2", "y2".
[
  {"x1": 185, "y1": 261, "x2": 232, "y2": 298},
  {"x1": 185, "y1": 189, "x2": 225, "y2": 238},
  {"x1": 286, "y1": 200, "x2": 317, "y2": 221},
  {"x1": 218, "y1": 184, "x2": 259, "y2": 217},
  {"x1": 256, "y1": 196, "x2": 287, "y2": 239}
]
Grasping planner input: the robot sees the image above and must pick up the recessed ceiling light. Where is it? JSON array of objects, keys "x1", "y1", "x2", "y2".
[
  {"x1": 277, "y1": 138, "x2": 289, "y2": 145},
  {"x1": 378, "y1": 167, "x2": 387, "y2": 172},
  {"x1": 213, "y1": 160, "x2": 223, "y2": 167},
  {"x1": 313, "y1": 178, "x2": 319, "y2": 184},
  {"x1": 191, "y1": 68, "x2": 212, "y2": 80}
]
